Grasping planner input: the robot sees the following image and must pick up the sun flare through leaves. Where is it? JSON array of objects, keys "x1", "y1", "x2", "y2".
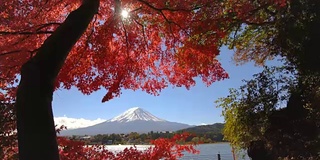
[{"x1": 121, "y1": 9, "x2": 129, "y2": 18}]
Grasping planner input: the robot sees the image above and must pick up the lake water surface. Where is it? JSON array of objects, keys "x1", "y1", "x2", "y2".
[
  {"x1": 180, "y1": 143, "x2": 250, "y2": 160},
  {"x1": 104, "y1": 143, "x2": 250, "y2": 160}
]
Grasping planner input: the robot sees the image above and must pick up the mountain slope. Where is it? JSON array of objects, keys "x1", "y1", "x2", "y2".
[
  {"x1": 177, "y1": 123, "x2": 224, "y2": 134},
  {"x1": 60, "y1": 107, "x2": 191, "y2": 136},
  {"x1": 176, "y1": 123, "x2": 225, "y2": 142}
]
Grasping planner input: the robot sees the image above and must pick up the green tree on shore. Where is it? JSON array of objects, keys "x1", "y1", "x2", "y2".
[{"x1": 216, "y1": 0, "x2": 320, "y2": 159}]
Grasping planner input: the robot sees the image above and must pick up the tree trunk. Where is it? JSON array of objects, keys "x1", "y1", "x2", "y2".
[{"x1": 15, "y1": 0, "x2": 99, "y2": 159}]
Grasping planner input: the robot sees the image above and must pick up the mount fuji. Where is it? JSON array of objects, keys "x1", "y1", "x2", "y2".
[
  {"x1": 107, "y1": 107, "x2": 166, "y2": 123},
  {"x1": 60, "y1": 107, "x2": 191, "y2": 136}
]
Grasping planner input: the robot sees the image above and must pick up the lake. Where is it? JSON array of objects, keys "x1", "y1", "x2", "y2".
[
  {"x1": 180, "y1": 143, "x2": 250, "y2": 160},
  {"x1": 103, "y1": 143, "x2": 251, "y2": 160}
]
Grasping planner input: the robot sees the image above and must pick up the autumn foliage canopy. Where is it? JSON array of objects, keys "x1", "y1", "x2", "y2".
[
  {"x1": 1, "y1": 0, "x2": 287, "y2": 102},
  {"x1": 2, "y1": 0, "x2": 226, "y2": 101}
]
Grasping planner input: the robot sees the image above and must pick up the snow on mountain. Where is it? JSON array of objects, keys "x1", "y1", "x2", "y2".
[
  {"x1": 108, "y1": 107, "x2": 166, "y2": 122},
  {"x1": 60, "y1": 107, "x2": 191, "y2": 136}
]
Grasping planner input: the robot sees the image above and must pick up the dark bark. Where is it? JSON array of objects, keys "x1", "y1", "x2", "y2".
[{"x1": 15, "y1": 0, "x2": 99, "y2": 159}]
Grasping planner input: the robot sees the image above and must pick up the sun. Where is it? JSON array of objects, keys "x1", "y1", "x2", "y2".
[{"x1": 121, "y1": 10, "x2": 129, "y2": 18}]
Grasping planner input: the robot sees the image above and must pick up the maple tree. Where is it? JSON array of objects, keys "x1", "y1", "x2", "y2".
[{"x1": 0, "y1": 0, "x2": 288, "y2": 159}]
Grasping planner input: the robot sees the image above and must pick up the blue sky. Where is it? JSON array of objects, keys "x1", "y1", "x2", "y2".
[{"x1": 53, "y1": 46, "x2": 282, "y2": 126}]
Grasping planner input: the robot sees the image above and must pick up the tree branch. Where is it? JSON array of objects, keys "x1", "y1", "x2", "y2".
[
  {"x1": 121, "y1": 21, "x2": 130, "y2": 55},
  {"x1": 35, "y1": 23, "x2": 61, "y2": 31},
  {"x1": 0, "y1": 50, "x2": 22, "y2": 57},
  {"x1": 0, "y1": 31, "x2": 54, "y2": 35},
  {"x1": 133, "y1": 19, "x2": 149, "y2": 50},
  {"x1": 0, "y1": 23, "x2": 61, "y2": 36},
  {"x1": 137, "y1": 0, "x2": 202, "y2": 12}
]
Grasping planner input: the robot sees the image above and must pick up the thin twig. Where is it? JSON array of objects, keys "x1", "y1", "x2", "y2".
[
  {"x1": 121, "y1": 21, "x2": 130, "y2": 55},
  {"x1": 0, "y1": 50, "x2": 22, "y2": 57},
  {"x1": 133, "y1": 19, "x2": 148, "y2": 50}
]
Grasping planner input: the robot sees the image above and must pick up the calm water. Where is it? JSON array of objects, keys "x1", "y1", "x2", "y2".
[
  {"x1": 180, "y1": 143, "x2": 250, "y2": 160},
  {"x1": 103, "y1": 143, "x2": 250, "y2": 160}
]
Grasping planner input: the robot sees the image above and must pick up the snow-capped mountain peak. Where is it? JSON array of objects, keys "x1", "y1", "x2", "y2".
[
  {"x1": 107, "y1": 107, "x2": 166, "y2": 123},
  {"x1": 60, "y1": 107, "x2": 191, "y2": 135}
]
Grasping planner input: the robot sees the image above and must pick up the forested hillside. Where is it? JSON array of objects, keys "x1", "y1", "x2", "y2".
[{"x1": 177, "y1": 123, "x2": 225, "y2": 142}]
